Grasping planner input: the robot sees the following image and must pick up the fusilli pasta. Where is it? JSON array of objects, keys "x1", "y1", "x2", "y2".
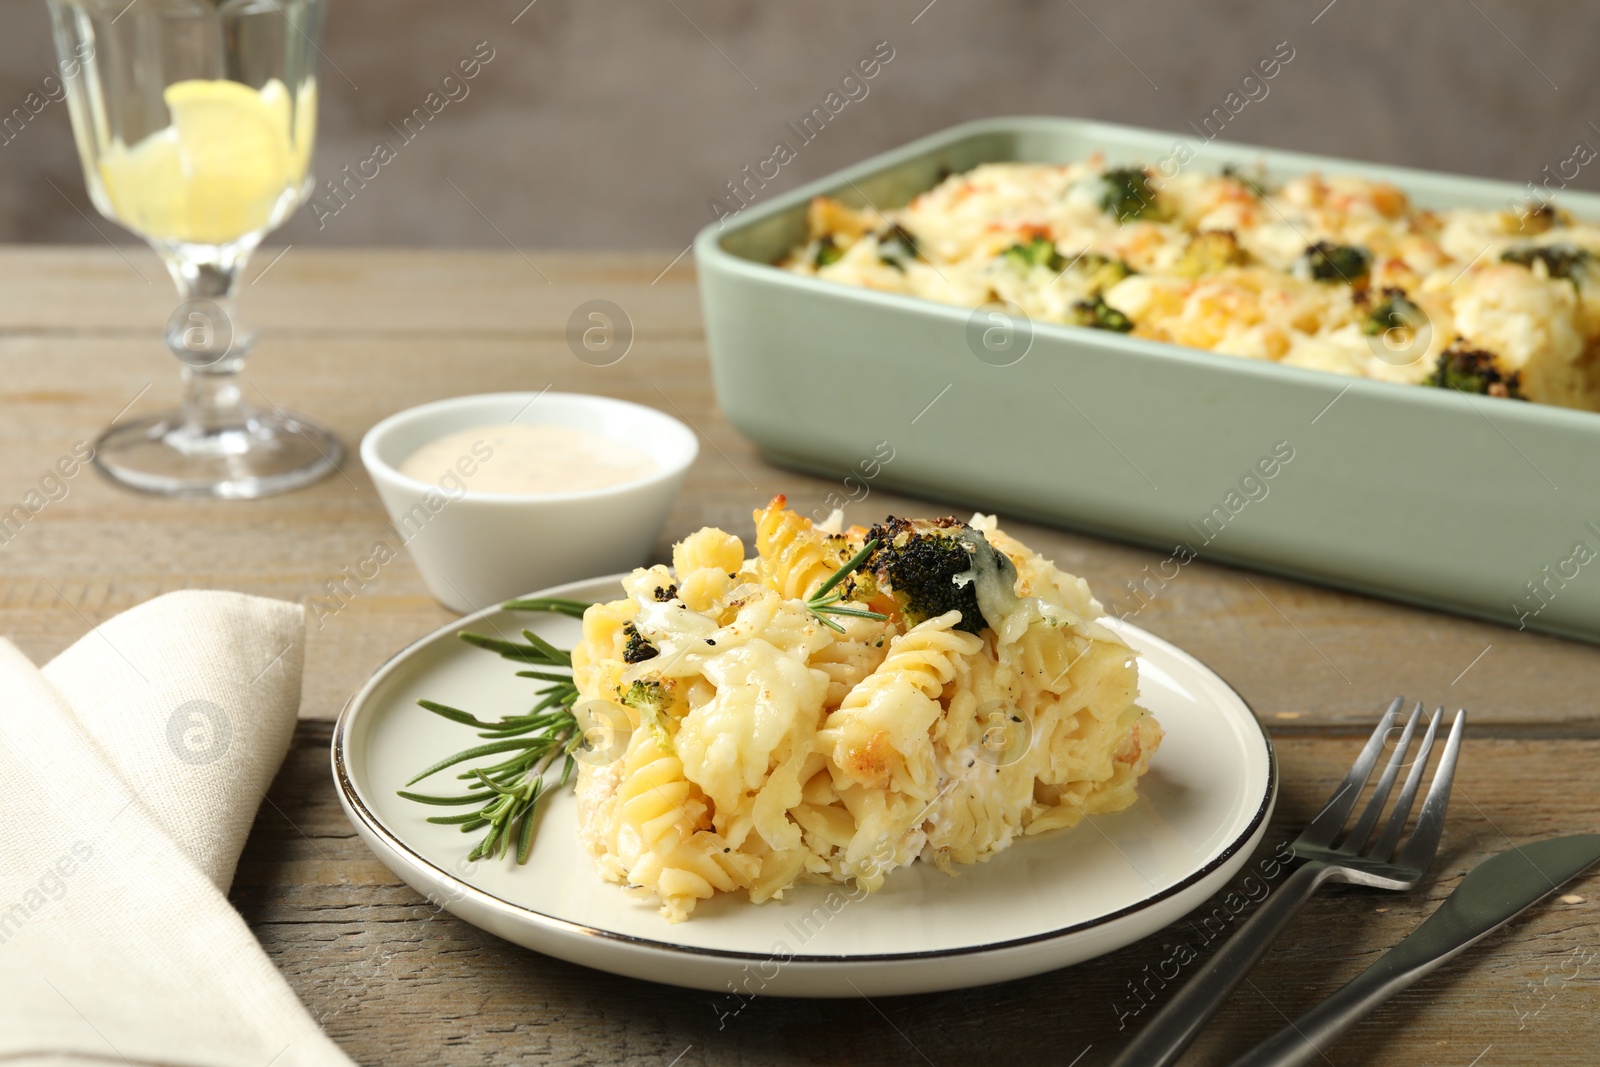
[{"x1": 571, "y1": 495, "x2": 1161, "y2": 921}]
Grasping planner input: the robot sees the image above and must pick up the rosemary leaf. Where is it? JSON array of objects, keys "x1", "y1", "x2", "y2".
[
  {"x1": 403, "y1": 737, "x2": 544, "y2": 787},
  {"x1": 458, "y1": 631, "x2": 569, "y2": 667},
  {"x1": 515, "y1": 803, "x2": 539, "y2": 863},
  {"x1": 427, "y1": 811, "x2": 492, "y2": 825},
  {"x1": 513, "y1": 670, "x2": 577, "y2": 685},
  {"x1": 812, "y1": 613, "x2": 847, "y2": 634},
  {"x1": 396, "y1": 789, "x2": 496, "y2": 806},
  {"x1": 502, "y1": 596, "x2": 593, "y2": 618},
  {"x1": 815, "y1": 605, "x2": 889, "y2": 621},
  {"x1": 811, "y1": 538, "x2": 878, "y2": 602},
  {"x1": 469, "y1": 823, "x2": 499, "y2": 862},
  {"x1": 519, "y1": 629, "x2": 572, "y2": 666},
  {"x1": 525, "y1": 691, "x2": 573, "y2": 715},
  {"x1": 475, "y1": 721, "x2": 561, "y2": 739},
  {"x1": 472, "y1": 769, "x2": 529, "y2": 797},
  {"x1": 416, "y1": 699, "x2": 500, "y2": 729}
]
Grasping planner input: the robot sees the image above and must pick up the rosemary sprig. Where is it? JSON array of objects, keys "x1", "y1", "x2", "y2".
[
  {"x1": 399, "y1": 601, "x2": 591, "y2": 864},
  {"x1": 807, "y1": 538, "x2": 889, "y2": 633}
]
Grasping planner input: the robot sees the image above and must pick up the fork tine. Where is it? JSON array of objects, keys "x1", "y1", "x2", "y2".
[
  {"x1": 1298, "y1": 697, "x2": 1403, "y2": 848},
  {"x1": 1342, "y1": 701, "x2": 1423, "y2": 852},
  {"x1": 1397, "y1": 708, "x2": 1466, "y2": 870},
  {"x1": 1371, "y1": 707, "x2": 1441, "y2": 860}
]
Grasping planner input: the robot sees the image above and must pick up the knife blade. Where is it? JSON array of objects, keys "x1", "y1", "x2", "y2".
[{"x1": 1230, "y1": 833, "x2": 1600, "y2": 1067}]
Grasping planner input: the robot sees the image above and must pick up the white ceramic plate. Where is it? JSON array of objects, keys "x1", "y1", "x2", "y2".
[{"x1": 333, "y1": 575, "x2": 1277, "y2": 997}]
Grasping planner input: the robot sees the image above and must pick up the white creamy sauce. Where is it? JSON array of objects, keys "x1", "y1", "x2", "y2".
[{"x1": 399, "y1": 423, "x2": 656, "y2": 495}]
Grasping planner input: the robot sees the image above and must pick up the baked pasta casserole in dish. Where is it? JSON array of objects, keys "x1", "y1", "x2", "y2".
[{"x1": 783, "y1": 157, "x2": 1600, "y2": 411}]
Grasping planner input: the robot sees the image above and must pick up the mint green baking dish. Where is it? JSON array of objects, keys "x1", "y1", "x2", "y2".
[{"x1": 694, "y1": 116, "x2": 1600, "y2": 644}]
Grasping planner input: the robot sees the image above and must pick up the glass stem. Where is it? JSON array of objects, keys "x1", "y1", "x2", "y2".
[{"x1": 159, "y1": 247, "x2": 260, "y2": 438}]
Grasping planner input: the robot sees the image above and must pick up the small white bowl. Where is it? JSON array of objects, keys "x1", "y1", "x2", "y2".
[{"x1": 360, "y1": 392, "x2": 697, "y2": 613}]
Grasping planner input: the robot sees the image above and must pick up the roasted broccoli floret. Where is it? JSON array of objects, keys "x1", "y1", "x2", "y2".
[
  {"x1": 1362, "y1": 289, "x2": 1426, "y2": 336},
  {"x1": 622, "y1": 622, "x2": 658, "y2": 663},
  {"x1": 1071, "y1": 295, "x2": 1134, "y2": 333},
  {"x1": 1221, "y1": 163, "x2": 1269, "y2": 199},
  {"x1": 1501, "y1": 243, "x2": 1590, "y2": 281},
  {"x1": 1002, "y1": 235, "x2": 1067, "y2": 272},
  {"x1": 876, "y1": 223, "x2": 921, "y2": 270},
  {"x1": 1176, "y1": 230, "x2": 1249, "y2": 278},
  {"x1": 1100, "y1": 167, "x2": 1161, "y2": 223},
  {"x1": 621, "y1": 678, "x2": 665, "y2": 708},
  {"x1": 862, "y1": 517, "x2": 1016, "y2": 635},
  {"x1": 1074, "y1": 252, "x2": 1135, "y2": 292},
  {"x1": 620, "y1": 679, "x2": 674, "y2": 748},
  {"x1": 1426, "y1": 342, "x2": 1525, "y2": 399},
  {"x1": 814, "y1": 235, "x2": 845, "y2": 268},
  {"x1": 1002, "y1": 243, "x2": 1133, "y2": 287},
  {"x1": 1303, "y1": 241, "x2": 1371, "y2": 284}
]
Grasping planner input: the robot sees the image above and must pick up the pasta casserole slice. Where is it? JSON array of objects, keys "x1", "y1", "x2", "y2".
[{"x1": 569, "y1": 497, "x2": 1162, "y2": 921}]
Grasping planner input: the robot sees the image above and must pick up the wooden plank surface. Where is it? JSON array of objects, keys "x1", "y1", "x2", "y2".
[
  {"x1": 237, "y1": 722, "x2": 1600, "y2": 1066},
  {"x1": 3, "y1": 246, "x2": 1599, "y2": 1065}
]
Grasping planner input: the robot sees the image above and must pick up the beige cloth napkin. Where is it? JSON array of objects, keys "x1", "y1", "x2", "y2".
[{"x1": 0, "y1": 590, "x2": 355, "y2": 1067}]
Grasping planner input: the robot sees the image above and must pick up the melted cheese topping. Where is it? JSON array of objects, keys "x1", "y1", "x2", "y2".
[
  {"x1": 567, "y1": 500, "x2": 1162, "y2": 922},
  {"x1": 782, "y1": 158, "x2": 1600, "y2": 411}
]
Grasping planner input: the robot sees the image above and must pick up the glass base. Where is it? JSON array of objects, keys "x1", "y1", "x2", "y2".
[{"x1": 93, "y1": 408, "x2": 343, "y2": 499}]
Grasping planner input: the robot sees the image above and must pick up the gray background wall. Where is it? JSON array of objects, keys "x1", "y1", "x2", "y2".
[{"x1": 3, "y1": 0, "x2": 1599, "y2": 249}]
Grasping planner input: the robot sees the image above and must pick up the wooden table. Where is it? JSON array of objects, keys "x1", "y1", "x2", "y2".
[{"x1": 2, "y1": 246, "x2": 1596, "y2": 1065}]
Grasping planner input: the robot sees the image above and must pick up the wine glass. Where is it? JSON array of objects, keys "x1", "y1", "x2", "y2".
[{"x1": 47, "y1": 0, "x2": 340, "y2": 498}]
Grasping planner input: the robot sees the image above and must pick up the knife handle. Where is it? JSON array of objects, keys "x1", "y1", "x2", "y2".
[
  {"x1": 1110, "y1": 860, "x2": 1336, "y2": 1067},
  {"x1": 1228, "y1": 950, "x2": 1448, "y2": 1066}
]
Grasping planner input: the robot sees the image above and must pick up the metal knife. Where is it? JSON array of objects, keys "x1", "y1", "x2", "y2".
[{"x1": 1230, "y1": 833, "x2": 1600, "y2": 1067}]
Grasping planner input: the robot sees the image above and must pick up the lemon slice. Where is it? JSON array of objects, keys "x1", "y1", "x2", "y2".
[
  {"x1": 261, "y1": 76, "x2": 320, "y2": 190},
  {"x1": 98, "y1": 78, "x2": 311, "y2": 245}
]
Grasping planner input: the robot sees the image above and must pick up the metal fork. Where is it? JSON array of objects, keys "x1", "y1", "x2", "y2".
[{"x1": 1110, "y1": 697, "x2": 1466, "y2": 1067}]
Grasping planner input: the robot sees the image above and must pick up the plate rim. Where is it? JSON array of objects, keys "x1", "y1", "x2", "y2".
[{"x1": 332, "y1": 573, "x2": 1279, "y2": 964}]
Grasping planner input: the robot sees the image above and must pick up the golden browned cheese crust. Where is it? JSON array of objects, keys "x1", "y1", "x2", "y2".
[{"x1": 783, "y1": 159, "x2": 1600, "y2": 411}]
